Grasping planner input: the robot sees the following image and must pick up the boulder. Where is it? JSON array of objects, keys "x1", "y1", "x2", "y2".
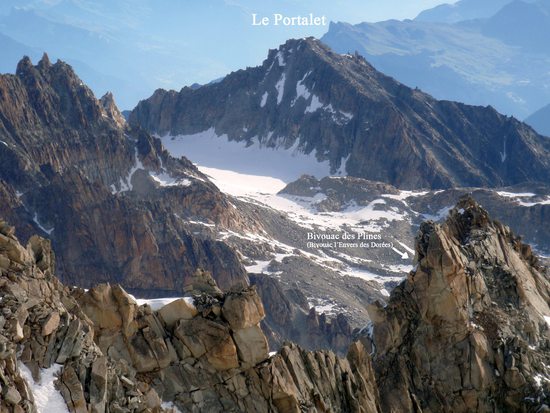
[
  {"x1": 222, "y1": 288, "x2": 265, "y2": 330},
  {"x1": 174, "y1": 318, "x2": 238, "y2": 370},
  {"x1": 41, "y1": 311, "x2": 60, "y2": 336},
  {"x1": 59, "y1": 366, "x2": 87, "y2": 413},
  {"x1": 158, "y1": 298, "x2": 198, "y2": 329},
  {"x1": 232, "y1": 324, "x2": 269, "y2": 367}
]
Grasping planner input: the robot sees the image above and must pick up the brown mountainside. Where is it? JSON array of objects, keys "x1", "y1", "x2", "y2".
[{"x1": 0, "y1": 54, "x2": 253, "y2": 295}]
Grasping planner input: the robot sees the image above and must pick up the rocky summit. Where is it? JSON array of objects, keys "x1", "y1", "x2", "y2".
[{"x1": 130, "y1": 37, "x2": 550, "y2": 190}]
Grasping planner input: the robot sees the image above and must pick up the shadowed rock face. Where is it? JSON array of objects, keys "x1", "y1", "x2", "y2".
[
  {"x1": 250, "y1": 273, "x2": 354, "y2": 356},
  {"x1": 365, "y1": 196, "x2": 550, "y2": 412},
  {"x1": 130, "y1": 37, "x2": 550, "y2": 190},
  {"x1": 0, "y1": 220, "x2": 381, "y2": 413},
  {"x1": 0, "y1": 54, "x2": 251, "y2": 294}
]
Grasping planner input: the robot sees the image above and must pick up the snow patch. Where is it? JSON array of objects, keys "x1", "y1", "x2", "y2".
[
  {"x1": 500, "y1": 137, "x2": 507, "y2": 163},
  {"x1": 133, "y1": 296, "x2": 196, "y2": 312},
  {"x1": 275, "y1": 73, "x2": 286, "y2": 105},
  {"x1": 304, "y1": 94, "x2": 353, "y2": 123},
  {"x1": 495, "y1": 191, "x2": 550, "y2": 206},
  {"x1": 245, "y1": 260, "x2": 272, "y2": 274},
  {"x1": 496, "y1": 191, "x2": 536, "y2": 198},
  {"x1": 386, "y1": 264, "x2": 414, "y2": 274},
  {"x1": 293, "y1": 72, "x2": 312, "y2": 106},
  {"x1": 275, "y1": 50, "x2": 285, "y2": 67},
  {"x1": 161, "y1": 401, "x2": 183, "y2": 413},
  {"x1": 314, "y1": 302, "x2": 337, "y2": 315},
  {"x1": 341, "y1": 266, "x2": 403, "y2": 283},
  {"x1": 534, "y1": 373, "x2": 550, "y2": 388},
  {"x1": 336, "y1": 155, "x2": 350, "y2": 176},
  {"x1": 186, "y1": 219, "x2": 216, "y2": 228},
  {"x1": 33, "y1": 213, "x2": 53, "y2": 235},
  {"x1": 305, "y1": 95, "x2": 323, "y2": 113},
  {"x1": 519, "y1": 197, "x2": 550, "y2": 207},
  {"x1": 397, "y1": 241, "x2": 415, "y2": 255},
  {"x1": 422, "y1": 205, "x2": 453, "y2": 221},
  {"x1": 149, "y1": 172, "x2": 191, "y2": 187},
  {"x1": 382, "y1": 190, "x2": 429, "y2": 202},
  {"x1": 19, "y1": 362, "x2": 69, "y2": 413},
  {"x1": 112, "y1": 149, "x2": 144, "y2": 194},
  {"x1": 260, "y1": 92, "x2": 268, "y2": 108}
]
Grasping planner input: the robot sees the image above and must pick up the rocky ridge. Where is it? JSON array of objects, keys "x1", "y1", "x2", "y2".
[
  {"x1": 1, "y1": 194, "x2": 549, "y2": 412},
  {"x1": 130, "y1": 37, "x2": 550, "y2": 190},
  {"x1": 0, "y1": 219, "x2": 381, "y2": 413},
  {"x1": 0, "y1": 54, "x2": 255, "y2": 295}
]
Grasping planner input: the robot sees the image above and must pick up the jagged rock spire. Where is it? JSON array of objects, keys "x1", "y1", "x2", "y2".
[
  {"x1": 15, "y1": 55, "x2": 33, "y2": 77},
  {"x1": 38, "y1": 52, "x2": 51, "y2": 69},
  {"x1": 99, "y1": 91, "x2": 126, "y2": 128},
  {"x1": 367, "y1": 198, "x2": 550, "y2": 412}
]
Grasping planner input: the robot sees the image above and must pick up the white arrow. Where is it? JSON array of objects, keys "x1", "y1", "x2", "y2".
[{"x1": 392, "y1": 247, "x2": 409, "y2": 260}]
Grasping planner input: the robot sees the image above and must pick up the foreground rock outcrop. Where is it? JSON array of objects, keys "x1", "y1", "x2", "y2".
[
  {"x1": 366, "y1": 197, "x2": 550, "y2": 412},
  {"x1": 2, "y1": 196, "x2": 548, "y2": 412},
  {"x1": 0, "y1": 219, "x2": 381, "y2": 412}
]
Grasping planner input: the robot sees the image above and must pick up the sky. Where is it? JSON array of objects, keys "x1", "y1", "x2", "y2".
[
  {"x1": 0, "y1": 0, "x2": 459, "y2": 108},
  {"x1": 218, "y1": 0, "x2": 460, "y2": 44},
  {"x1": 226, "y1": 0, "x2": 456, "y2": 23}
]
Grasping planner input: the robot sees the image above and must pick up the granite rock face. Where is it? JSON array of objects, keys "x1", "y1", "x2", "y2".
[
  {"x1": 130, "y1": 38, "x2": 550, "y2": 190},
  {"x1": 250, "y1": 273, "x2": 354, "y2": 356},
  {"x1": 0, "y1": 220, "x2": 165, "y2": 413},
  {"x1": 365, "y1": 197, "x2": 550, "y2": 412}
]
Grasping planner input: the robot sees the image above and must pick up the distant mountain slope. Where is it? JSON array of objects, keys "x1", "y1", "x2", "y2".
[
  {"x1": 131, "y1": 38, "x2": 550, "y2": 190},
  {"x1": 481, "y1": 0, "x2": 550, "y2": 53},
  {"x1": 322, "y1": 10, "x2": 550, "y2": 119},
  {"x1": 525, "y1": 103, "x2": 550, "y2": 136},
  {"x1": 415, "y1": 0, "x2": 521, "y2": 23}
]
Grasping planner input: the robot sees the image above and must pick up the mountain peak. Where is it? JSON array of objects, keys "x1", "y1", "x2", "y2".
[
  {"x1": 37, "y1": 52, "x2": 51, "y2": 70},
  {"x1": 265, "y1": 36, "x2": 372, "y2": 73},
  {"x1": 131, "y1": 38, "x2": 550, "y2": 190},
  {"x1": 100, "y1": 91, "x2": 126, "y2": 128},
  {"x1": 15, "y1": 55, "x2": 33, "y2": 77}
]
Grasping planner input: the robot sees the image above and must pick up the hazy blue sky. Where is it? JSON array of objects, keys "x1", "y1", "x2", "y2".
[
  {"x1": 220, "y1": 0, "x2": 460, "y2": 39},
  {"x1": 0, "y1": 0, "x2": 459, "y2": 107}
]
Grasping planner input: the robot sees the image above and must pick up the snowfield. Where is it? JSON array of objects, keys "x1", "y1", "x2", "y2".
[
  {"x1": 159, "y1": 131, "x2": 419, "y2": 294},
  {"x1": 161, "y1": 129, "x2": 332, "y2": 182}
]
